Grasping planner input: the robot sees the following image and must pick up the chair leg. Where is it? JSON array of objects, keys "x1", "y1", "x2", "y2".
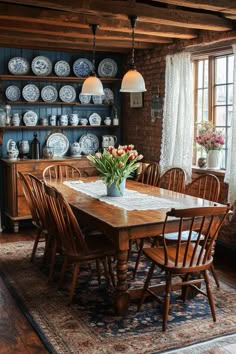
[
  {"x1": 210, "y1": 264, "x2": 220, "y2": 288},
  {"x1": 163, "y1": 273, "x2": 171, "y2": 332},
  {"x1": 30, "y1": 228, "x2": 42, "y2": 262},
  {"x1": 59, "y1": 256, "x2": 68, "y2": 289},
  {"x1": 108, "y1": 256, "x2": 116, "y2": 287},
  {"x1": 101, "y1": 258, "x2": 111, "y2": 287},
  {"x1": 204, "y1": 270, "x2": 216, "y2": 322},
  {"x1": 137, "y1": 261, "x2": 156, "y2": 312},
  {"x1": 96, "y1": 259, "x2": 101, "y2": 286},
  {"x1": 47, "y1": 238, "x2": 57, "y2": 283},
  {"x1": 133, "y1": 238, "x2": 145, "y2": 279},
  {"x1": 69, "y1": 263, "x2": 80, "y2": 304}
]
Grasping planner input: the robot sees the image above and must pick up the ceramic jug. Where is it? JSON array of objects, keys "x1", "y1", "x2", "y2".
[
  {"x1": 102, "y1": 135, "x2": 117, "y2": 148},
  {"x1": 69, "y1": 114, "x2": 79, "y2": 126},
  {"x1": 12, "y1": 113, "x2": 21, "y2": 126},
  {"x1": 70, "y1": 142, "x2": 82, "y2": 156}
]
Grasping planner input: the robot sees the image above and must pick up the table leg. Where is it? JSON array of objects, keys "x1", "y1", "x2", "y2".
[{"x1": 113, "y1": 249, "x2": 130, "y2": 315}]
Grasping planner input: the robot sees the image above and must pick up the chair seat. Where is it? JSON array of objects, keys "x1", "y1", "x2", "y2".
[
  {"x1": 143, "y1": 243, "x2": 212, "y2": 272},
  {"x1": 164, "y1": 230, "x2": 204, "y2": 241}
]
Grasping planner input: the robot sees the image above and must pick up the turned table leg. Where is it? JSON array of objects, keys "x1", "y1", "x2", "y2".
[{"x1": 113, "y1": 249, "x2": 130, "y2": 315}]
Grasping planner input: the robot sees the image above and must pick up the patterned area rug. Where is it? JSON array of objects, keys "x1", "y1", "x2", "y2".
[{"x1": 0, "y1": 240, "x2": 236, "y2": 354}]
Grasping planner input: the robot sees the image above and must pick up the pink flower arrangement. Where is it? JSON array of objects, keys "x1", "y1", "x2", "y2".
[
  {"x1": 87, "y1": 144, "x2": 143, "y2": 187},
  {"x1": 195, "y1": 122, "x2": 225, "y2": 153}
]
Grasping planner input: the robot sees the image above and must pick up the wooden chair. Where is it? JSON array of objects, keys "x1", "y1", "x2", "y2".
[
  {"x1": 184, "y1": 174, "x2": 221, "y2": 287},
  {"x1": 43, "y1": 163, "x2": 81, "y2": 183},
  {"x1": 158, "y1": 167, "x2": 186, "y2": 193},
  {"x1": 26, "y1": 173, "x2": 59, "y2": 281},
  {"x1": 185, "y1": 173, "x2": 220, "y2": 203},
  {"x1": 17, "y1": 172, "x2": 46, "y2": 263},
  {"x1": 43, "y1": 183, "x2": 116, "y2": 304},
  {"x1": 137, "y1": 205, "x2": 230, "y2": 331},
  {"x1": 136, "y1": 162, "x2": 160, "y2": 186}
]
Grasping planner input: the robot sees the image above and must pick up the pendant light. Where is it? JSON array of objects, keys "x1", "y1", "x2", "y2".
[
  {"x1": 120, "y1": 15, "x2": 146, "y2": 93},
  {"x1": 81, "y1": 24, "x2": 104, "y2": 96}
]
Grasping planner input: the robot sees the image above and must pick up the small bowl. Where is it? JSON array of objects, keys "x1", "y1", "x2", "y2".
[{"x1": 80, "y1": 118, "x2": 88, "y2": 126}]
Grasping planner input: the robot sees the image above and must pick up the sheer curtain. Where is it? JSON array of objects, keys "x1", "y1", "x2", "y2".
[
  {"x1": 224, "y1": 44, "x2": 236, "y2": 204},
  {"x1": 160, "y1": 52, "x2": 193, "y2": 180}
]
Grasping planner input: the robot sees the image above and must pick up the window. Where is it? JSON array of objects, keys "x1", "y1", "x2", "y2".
[{"x1": 193, "y1": 51, "x2": 234, "y2": 169}]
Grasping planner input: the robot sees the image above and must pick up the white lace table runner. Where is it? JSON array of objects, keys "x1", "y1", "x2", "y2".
[{"x1": 63, "y1": 180, "x2": 184, "y2": 211}]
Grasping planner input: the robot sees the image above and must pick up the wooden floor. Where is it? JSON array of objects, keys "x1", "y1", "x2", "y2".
[{"x1": 0, "y1": 226, "x2": 235, "y2": 354}]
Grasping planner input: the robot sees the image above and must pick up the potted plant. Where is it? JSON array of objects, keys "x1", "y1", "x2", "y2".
[
  {"x1": 195, "y1": 122, "x2": 225, "y2": 169},
  {"x1": 87, "y1": 144, "x2": 143, "y2": 196}
]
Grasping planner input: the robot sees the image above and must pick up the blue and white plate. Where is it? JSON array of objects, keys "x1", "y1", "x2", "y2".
[
  {"x1": 31, "y1": 56, "x2": 52, "y2": 76},
  {"x1": 89, "y1": 113, "x2": 101, "y2": 126},
  {"x1": 23, "y1": 111, "x2": 38, "y2": 126},
  {"x1": 8, "y1": 57, "x2": 30, "y2": 75},
  {"x1": 22, "y1": 84, "x2": 40, "y2": 102},
  {"x1": 98, "y1": 58, "x2": 118, "y2": 78},
  {"x1": 73, "y1": 58, "x2": 93, "y2": 78},
  {"x1": 5, "y1": 85, "x2": 21, "y2": 101},
  {"x1": 59, "y1": 85, "x2": 76, "y2": 103},
  {"x1": 79, "y1": 93, "x2": 91, "y2": 104},
  {"x1": 41, "y1": 85, "x2": 58, "y2": 103},
  {"x1": 102, "y1": 88, "x2": 114, "y2": 104},
  {"x1": 54, "y1": 60, "x2": 70, "y2": 77},
  {"x1": 46, "y1": 132, "x2": 69, "y2": 157},
  {"x1": 79, "y1": 133, "x2": 99, "y2": 155}
]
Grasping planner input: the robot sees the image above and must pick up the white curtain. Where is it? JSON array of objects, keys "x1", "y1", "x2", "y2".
[
  {"x1": 160, "y1": 52, "x2": 193, "y2": 181},
  {"x1": 224, "y1": 44, "x2": 236, "y2": 204}
]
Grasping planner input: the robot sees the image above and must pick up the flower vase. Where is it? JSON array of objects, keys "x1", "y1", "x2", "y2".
[
  {"x1": 207, "y1": 150, "x2": 221, "y2": 169},
  {"x1": 107, "y1": 179, "x2": 126, "y2": 197}
]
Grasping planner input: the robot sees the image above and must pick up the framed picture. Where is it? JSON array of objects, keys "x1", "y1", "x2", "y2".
[{"x1": 130, "y1": 92, "x2": 143, "y2": 108}]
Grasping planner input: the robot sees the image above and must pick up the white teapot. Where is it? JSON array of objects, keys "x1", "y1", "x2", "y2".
[
  {"x1": 102, "y1": 135, "x2": 117, "y2": 148},
  {"x1": 70, "y1": 142, "x2": 82, "y2": 156}
]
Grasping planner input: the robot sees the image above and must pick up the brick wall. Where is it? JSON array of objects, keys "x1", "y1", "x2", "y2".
[{"x1": 121, "y1": 29, "x2": 236, "y2": 248}]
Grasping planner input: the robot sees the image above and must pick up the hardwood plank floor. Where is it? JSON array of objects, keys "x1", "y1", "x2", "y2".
[{"x1": 0, "y1": 226, "x2": 235, "y2": 354}]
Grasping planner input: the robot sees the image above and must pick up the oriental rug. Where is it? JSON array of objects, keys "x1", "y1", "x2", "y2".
[{"x1": 0, "y1": 240, "x2": 236, "y2": 354}]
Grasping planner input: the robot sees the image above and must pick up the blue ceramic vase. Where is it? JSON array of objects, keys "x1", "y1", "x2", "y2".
[{"x1": 107, "y1": 179, "x2": 126, "y2": 197}]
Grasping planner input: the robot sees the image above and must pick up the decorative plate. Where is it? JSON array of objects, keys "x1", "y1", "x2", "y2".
[
  {"x1": 92, "y1": 95, "x2": 103, "y2": 104},
  {"x1": 54, "y1": 60, "x2": 70, "y2": 77},
  {"x1": 23, "y1": 111, "x2": 38, "y2": 126},
  {"x1": 31, "y1": 56, "x2": 52, "y2": 76},
  {"x1": 22, "y1": 84, "x2": 40, "y2": 102},
  {"x1": 103, "y1": 88, "x2": 114, "y2": 104},
  {"x1": 79, "y1": 133, "x2": 99, "y2": 155},
  {"x1": 79, "y1": 93, "x2": 91, "y2": 104},
  {"x1": 5, "y1": 85, "x2": 21, "y2": 101},
  {"x1": 98, "y1": 58, "x2": 118, "y2": 78},
  {"x1": 46, "y1": 132, "x2": 69, "y2": 157},
  {"x1": 41, "y1": 85, "x2": 58, "y2": 103},
  {"x1": 73, "y1": 58, "x2": 93, "y2": 78},
  {"x1": 8, "y1": 57, "x2": 30, "y2": 75},
  {"x1": 89, "y1": 112, "x2": 101, "y2": 126},
  {"x1": 59, "y1": 85, "x2": 76, "y2": 103}
]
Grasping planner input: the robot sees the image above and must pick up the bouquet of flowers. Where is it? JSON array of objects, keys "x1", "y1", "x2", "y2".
[
  {"x1": 195, "y1": 122, "x2": 225, "y2": 152},
  {"x1": 87, "y1": 144, "x2": 143, "y2": 187}
]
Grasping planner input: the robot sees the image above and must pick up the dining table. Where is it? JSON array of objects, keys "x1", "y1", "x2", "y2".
[{"x1": 50, "y1": 176, "x2": 220, "y2": 315}]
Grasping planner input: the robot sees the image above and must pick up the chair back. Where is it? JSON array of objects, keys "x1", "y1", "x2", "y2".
[
  {"x1": 158, "y1": 167, "x2": 186, "y2": 193},
  {"x1": 185, "y1": 174, "x2": 220, "y2": 202},
  {"x1": 43, "y1": 163, "x2": 81, "y2": 183},
  {"x1": 17, "y1": 172, "x2": 41, "y2": 227},
  {"x1": 136, "y1": 162, "x2": 160, "y2": 186},
  {"x1": 27, "y1": 173, "x2": 53, "y2": 232},
  {"x1": 43, "y1": 183, "x2": 89, "y2": 256},
  {"x1": 162, "y1": 205, "x2": 230, "y2": 270}
]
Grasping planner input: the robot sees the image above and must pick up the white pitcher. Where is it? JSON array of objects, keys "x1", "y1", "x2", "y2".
[{"x1": 102, "y1": 135, "x2": 117, "y2": 148}]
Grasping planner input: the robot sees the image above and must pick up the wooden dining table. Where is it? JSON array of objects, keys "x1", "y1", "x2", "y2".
[{"x1": 50, "y1": 176, "x2": 220, "y2": 315}]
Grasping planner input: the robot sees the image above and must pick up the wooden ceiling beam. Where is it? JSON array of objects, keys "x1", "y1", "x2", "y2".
[
  {"x1": 0, "y1": 3, "x2": 197, "y2": 39},
  {"x1": 152, "y1": 0, "x2": 236, "y2": 15},
  {"x1": 0, "y1": 30, "x2": 155, "y2": 50},
  {"x1": 0, "y1": 19, "x2": 172, "y2": 44},
  {"x1": 0, "y1": 0, "x2": 232, "y2": 31}
]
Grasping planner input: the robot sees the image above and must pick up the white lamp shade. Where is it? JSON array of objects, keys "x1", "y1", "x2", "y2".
[
  {"x1": 120, "y1": 69, "x2": 147, "y2": 92},
  {"x1": 81, "y1": 76, "x2": 104, "y2": 96}
]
